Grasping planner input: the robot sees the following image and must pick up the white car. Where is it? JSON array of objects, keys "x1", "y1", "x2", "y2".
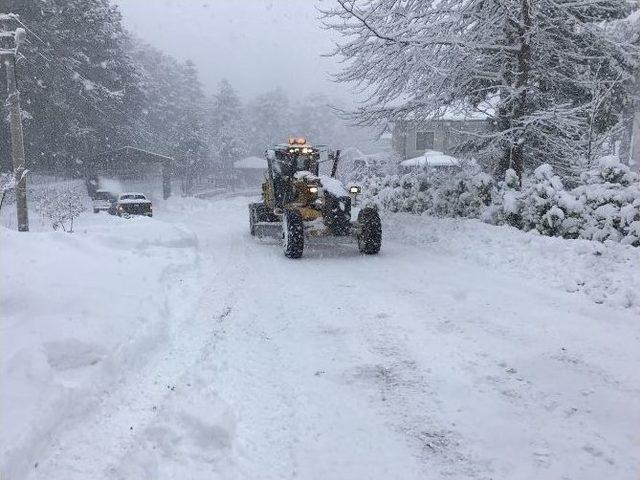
[{"x1": 92, "y1": 189, "x2": 116, "y2": 214}]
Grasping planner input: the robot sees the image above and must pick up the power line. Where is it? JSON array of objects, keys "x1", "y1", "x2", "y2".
[{"x1": 13, "y1": 17, "x2": 47, "y2": 47}]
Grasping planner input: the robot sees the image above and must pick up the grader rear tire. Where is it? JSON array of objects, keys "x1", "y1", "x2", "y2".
[{"x1": 283, "y1": 210, "x2": 304, "y2": 259}]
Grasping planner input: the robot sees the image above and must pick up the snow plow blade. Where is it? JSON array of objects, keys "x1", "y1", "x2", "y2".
[{"x1": 253, "y1": 221, "x2": 282, "y2": 239}]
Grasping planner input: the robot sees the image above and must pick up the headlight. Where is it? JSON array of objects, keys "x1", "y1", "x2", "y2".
[
  {"x1": 308, "y1": 186, "x2": 319, "y2": 194},
  {"x1": 349, "y1": 186, "x2": 361, "y2": 194}
]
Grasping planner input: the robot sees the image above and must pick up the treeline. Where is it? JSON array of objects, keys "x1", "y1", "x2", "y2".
[{"x1": 0, "y1": 0, "x2": 373, "y2": 180}]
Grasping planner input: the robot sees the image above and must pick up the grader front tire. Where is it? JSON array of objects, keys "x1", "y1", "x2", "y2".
[
  {"x1": 283, "y1": 210, "x2": 304, "y2": 259},
  {"x1": 357, "y1": 208, "x2": 382, "y2": 255}
]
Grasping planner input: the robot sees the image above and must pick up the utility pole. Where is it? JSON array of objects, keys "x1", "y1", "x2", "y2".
[{"x1": 1, "y1": 21, "x2": 29, "y2": 231}]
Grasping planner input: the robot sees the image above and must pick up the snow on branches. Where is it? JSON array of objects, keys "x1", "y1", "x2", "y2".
[
  {"x1": 322, "y1": 0, "x2": 640, "y2": 179},
  {"x1": 33, "y1": 187, "x2": 87, "y2": 232},
  {"x1": 363, "y1": 156, "x2": 640, "y2": 246}
]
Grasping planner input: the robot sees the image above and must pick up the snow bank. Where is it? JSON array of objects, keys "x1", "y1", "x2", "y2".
[
  {"x1": 0, "y1": 214, "x2": 199, "y2": 479},
  {"x1": 162, "y1": 195, "x2": 217, "y2": 213},
  {"x1": 384, "y1": 212, "x2": 640, "y2": 312}
]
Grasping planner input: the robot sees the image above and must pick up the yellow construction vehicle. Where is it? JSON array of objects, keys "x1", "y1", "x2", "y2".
[{"x1": 249, "y1": 138, "x2": 382, "y2": 258}]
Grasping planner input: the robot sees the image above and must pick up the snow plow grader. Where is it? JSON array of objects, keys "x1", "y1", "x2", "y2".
[{"x1": 249, "y1": 138, "x2": 382, "y2": 258}]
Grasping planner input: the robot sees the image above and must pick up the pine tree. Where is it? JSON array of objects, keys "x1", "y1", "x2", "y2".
[
  {"x1": 208, "y1": 79, "x2": 247, "y2": 173},
  {"x1": 1, "y1": 0, "x2": 144, "y2": 175},
  {"x1": 245, "y1": 88, "x2": 292, "y2": 154}
]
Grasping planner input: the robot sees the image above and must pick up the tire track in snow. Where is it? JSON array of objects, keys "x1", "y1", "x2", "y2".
[{"x1": 196, "y1": 229, "x2": 426, "y2": 479}]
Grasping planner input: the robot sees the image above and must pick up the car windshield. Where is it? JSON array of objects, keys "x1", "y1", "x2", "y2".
[{"x1": 121, "y1": 194, "x2": 146, "y2": 200}]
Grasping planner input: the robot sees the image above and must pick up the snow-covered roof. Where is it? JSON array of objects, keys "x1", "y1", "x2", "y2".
[
  {"x1": 95, "y1": 146, "x2": 173, "y2": 162},
  {"x1": 400, "y1": 150, "x2": 460, "y2": 168},
  {"x1": 120, "y1": 192, "x2": 146, "y2": 197},
  {"x1": 119, "y1": 198, "x2": 151, "y2": 204},
  {"x1": 400, "y1": 99, "x2": 495, "y2": 122},
  {"x1": 234, "y1": 156, "x2": 267, "y2": 169}
]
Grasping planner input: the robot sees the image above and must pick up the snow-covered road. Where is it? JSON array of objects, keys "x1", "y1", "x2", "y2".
[{"x1": 4, "y1": 196, "x2": 639, "y2": 480}]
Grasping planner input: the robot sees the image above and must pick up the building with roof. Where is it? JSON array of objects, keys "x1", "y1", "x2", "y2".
[
  {"x1": 392, "y1": 117, "x2": 489, "y2": 160},
  {"x1": 233, "y1": 156, "x2": 267, "y2": 190},
  {"x1": 88, "y1": 146, "x2": 173, "y2": 200},
  {"x1": 391, "y1": 104, "x2": 492, "y2": 160}
]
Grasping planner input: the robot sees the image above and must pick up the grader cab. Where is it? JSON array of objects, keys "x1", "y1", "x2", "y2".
[{"x1": 249, "y1": 138, "x2": 382, "y2": 258}]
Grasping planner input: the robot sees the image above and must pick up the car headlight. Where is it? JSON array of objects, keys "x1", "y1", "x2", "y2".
[{"x1": 349, "y1": 186, "x2": 361, "y2": 194}]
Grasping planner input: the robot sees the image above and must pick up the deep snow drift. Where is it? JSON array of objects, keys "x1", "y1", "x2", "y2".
[
  {"x1": 1, "y1": 195, "x2": 639, "y2": 480},
  {"x1": 1, "y1": 209, "x2": 198, "y2": 479}
]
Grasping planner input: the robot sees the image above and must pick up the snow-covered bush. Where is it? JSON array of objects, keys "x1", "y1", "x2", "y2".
[
  {"x1": 345, "y1": 153, "x2": 397, "y2": 184},
  {"x1": 362, "y1": 163, "x2": 495, "y2": 218},
  {"x1": 516, "y1": 164, "x2": 583, "y2": 237},
  {"x1": 34, "y1": 187, "x2": 87, "y2": 232},
  {"x1": 432, "y1": 168, "x2": 494, "y2": 219},
  {"x1": 483, "y1": 169, "x2": 522, "y2": 227},
  {"x1": 574, "y1": 157, "x2": 640, "y2": 246},
  {"x1": 363, "y1": 156, "x2": 640, "y2": 246}
]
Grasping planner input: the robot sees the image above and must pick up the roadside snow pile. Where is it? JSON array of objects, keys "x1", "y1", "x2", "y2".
[
  {"x1": 162, "y1": 195, "x2": 217, "y2": 213},
  {"x1": 0, "y1": 214, "x2": 198, "y2": 480},
  {"x1": 383, "y1": 213, "x2": 640, "y2": 311},
  {"x1": 363, "y1": 156, "x2": 640, "y2": 246}
]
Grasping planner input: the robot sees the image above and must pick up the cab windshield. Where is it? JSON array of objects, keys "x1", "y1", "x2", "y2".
[{"x1": 273, "y1": 152, "x2": 317, "y2": 176}]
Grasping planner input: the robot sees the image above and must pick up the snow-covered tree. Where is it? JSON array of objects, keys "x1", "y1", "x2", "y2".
[
  {"x1": 172, "y1": 60, "x2": 208, "y2": 193},
  {"x1": 131, "y1": 43, "x2": 210, "y2": 193},
  {"x1": 322, "y1": 0, "x2": 640, "y2": 180},
  {"x1": 208, "y1": 79, "x2": 247, "y2": 173},
  {"x1": 0, "y1": 0, "x2": 144, "y2": 175},
  {"x1": 611, "y1": 10, "x2": 640, "y2": 165},
  {"x1": 245, "y1": 88, "x2": 293, "y2": 154},
  {"x1": 1, "y1": 3, "x2": 211, "y2": 188}
]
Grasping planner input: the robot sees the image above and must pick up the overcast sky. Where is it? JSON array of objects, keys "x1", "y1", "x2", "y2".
[{"x1": 115, "y1": 0, "x2": 348, "y2": 101}]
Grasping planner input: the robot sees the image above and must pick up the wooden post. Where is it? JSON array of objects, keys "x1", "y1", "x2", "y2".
[
  {"x1": 162, "y1": 162, "x2": 171, "y2": 199},
  {"x1": 2, "y1": 41, "x2": 29, "y2": 231}
]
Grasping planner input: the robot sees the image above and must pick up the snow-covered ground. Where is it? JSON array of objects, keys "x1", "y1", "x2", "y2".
[{"x1": 2, "y1": 196, "x2": 639, "y2": 480}]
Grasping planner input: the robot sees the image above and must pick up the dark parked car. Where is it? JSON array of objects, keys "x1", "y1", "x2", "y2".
[{"x1": 110, "y1": 193, "x2": 153, "y2": 217}]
